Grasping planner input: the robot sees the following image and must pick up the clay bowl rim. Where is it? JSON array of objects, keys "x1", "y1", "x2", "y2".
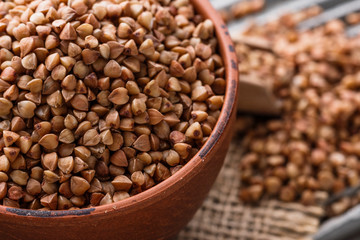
[{"x1": 0, "y1": 0, "x2": 239, "y2": 218}]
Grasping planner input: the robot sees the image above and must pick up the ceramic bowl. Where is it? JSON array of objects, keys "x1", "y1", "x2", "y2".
[{"x1": 0, "y1": 0, "x2": 238, "y2": 239}]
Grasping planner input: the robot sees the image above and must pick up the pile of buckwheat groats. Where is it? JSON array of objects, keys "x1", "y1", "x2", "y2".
[
  {"x1": 218, "y1": 0, "x2": 264, "y2": 23},
  {"x1": 0, "y1": 0, "x2": 225, "y2": 210},
  {"x1": 234, "y1": 6, "x2": 360, "y2": 217}
]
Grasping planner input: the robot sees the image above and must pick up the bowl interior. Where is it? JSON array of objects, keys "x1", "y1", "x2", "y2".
[{"x1": 0, "y1": 0, "x2": 239, "y2": 217}]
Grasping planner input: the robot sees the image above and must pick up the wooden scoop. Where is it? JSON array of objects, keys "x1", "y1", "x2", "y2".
[
  {"x1": 237, "y1": 73, "x2": 281, "y2": 115},
  {"x1": 212, "y1": 0, "x2": 360, "y2": 115}
]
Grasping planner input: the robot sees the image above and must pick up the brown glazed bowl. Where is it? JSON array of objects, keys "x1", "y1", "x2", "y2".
[{"x1": 0, "y1": 1, "x2": 238, "y2": 239}]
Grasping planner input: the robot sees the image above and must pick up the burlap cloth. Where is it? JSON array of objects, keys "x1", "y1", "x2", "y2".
[{"x1": 177, "y1": 137, "x2": 324, "y2": 240}]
